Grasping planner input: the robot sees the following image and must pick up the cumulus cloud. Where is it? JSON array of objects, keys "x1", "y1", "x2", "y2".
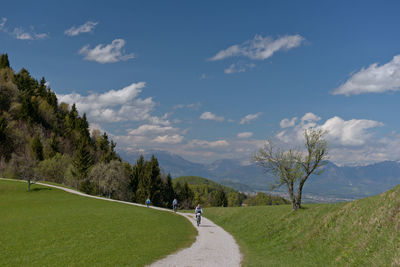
[
  {"x1": 79, "y1": 39, "x2": 134, "y2": 63},
  {"x1": 200, "y1": 111, "x2": 224, "y2": 122},
  {"x1": 209, "y1": 34, "x2": 305, "y2": 61},
  {"x1": 280, "y1": 117, "x2": 297, "y2": 128},
  {"x1": 276, "y1": 112, "x2": 383, "y2": 147},
  {"x1": 237, "y1": 132, "x2": 253, "y2": 138},
  {"x1": 65, "y1": 21, "x2": 98, "y2": 36},
  {"x1": 333, "y1": 55, "x2": 400, "y2": 96},
  {"x1": 320, "y1": 117, "x2": 384, "y2": 146},
  {"x1": 240, "y1": 112, "x2": 262, "y2": 124},
  {"x1": 153, "y1": 134, "x2": 184, "y2": 144},
  {"x1": 57, "y1": 82, "x2": 155, "y2": 123}
]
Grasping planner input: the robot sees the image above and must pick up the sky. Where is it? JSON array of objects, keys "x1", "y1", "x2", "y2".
[{"x1": 1, "y1": 0, "x2": 400, "y2": 165}]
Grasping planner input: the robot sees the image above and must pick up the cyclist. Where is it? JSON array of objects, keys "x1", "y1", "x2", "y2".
[
  {"x1": 195, "y1": 204, "x2": 202, "y2": 225},
  {"x1": 172, "y1": 198, "x2": 178, "y2": 212}
]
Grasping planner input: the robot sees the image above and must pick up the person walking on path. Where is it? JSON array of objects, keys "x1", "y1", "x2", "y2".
[{"x1": 146, "y1": 198, "x2": 151, "y2": 207}]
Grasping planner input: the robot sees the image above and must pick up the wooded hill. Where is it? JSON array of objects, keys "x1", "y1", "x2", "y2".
[
  {"x1": 173, "y1": 176, "x2": 289, "y2": 208},
  {"x1": 0, "y1": 54, "x2": 176, "y2": 208}
]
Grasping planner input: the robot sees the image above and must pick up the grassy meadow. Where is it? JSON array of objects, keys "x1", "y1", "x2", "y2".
[
  {"x1": 206, "y1": 185, "x2": 400, "y2": 266},
  {"x1": 0, "y1": 180, "x2": 196, "y2": 266}
]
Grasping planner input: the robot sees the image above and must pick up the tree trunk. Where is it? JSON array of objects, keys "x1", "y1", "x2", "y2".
[
  {"x1": 294, "y1": 181, "x2": 306, "y2": 210},
  {"x1": 27, "y1": 178, "x2": 31, "y2": 191},
  {"x1": 286, "y1": 183, "x2": 296, "y2": 211}
]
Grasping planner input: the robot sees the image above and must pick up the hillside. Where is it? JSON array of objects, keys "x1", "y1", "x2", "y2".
[
  {"x1": 173, "y1": 176, "x2": 237, "y2": 193},
  {"x1": 205, "y1": 185, "x2": 400, "y2": 266},
  {"x1": 0, "y1": 180, "x2": 196, "y2": 266}
]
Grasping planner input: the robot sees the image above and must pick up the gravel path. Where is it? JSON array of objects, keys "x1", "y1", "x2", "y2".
[{"x1": 1, "y1": 179, "x2": 242, "y2": 267}]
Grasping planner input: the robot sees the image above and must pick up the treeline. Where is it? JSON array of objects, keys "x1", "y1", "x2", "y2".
[{"x1": 172, "y1": 176, "x2": 289, "y2": 208}]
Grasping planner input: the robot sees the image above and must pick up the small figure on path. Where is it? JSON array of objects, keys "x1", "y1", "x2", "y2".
[
  {"x1": 146, "y1": 198, "x2": 151, "y2": 207},
  {"x1": 195, "y1": 204, "x2": 202, "y2": 226},
  {"x1": 172, "y1": 198, "x2": 178, "y2": 212}
]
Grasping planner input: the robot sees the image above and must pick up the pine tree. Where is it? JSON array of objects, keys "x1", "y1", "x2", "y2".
[
  {"x1": 0, "y1": 54, "x2": 10, "y2": 69},
  {"x1": 30, "y1": 135, "x2": 44, "y2": 161},
  {"x1": 72, "y1": 140, "x2": 93, "y2": 189},
  {"x1": 149, "y1": 155, "x2": 162, "y2": 206},
  {"x1": 163, "y1": 173, "x2": 175, "y2": 208},
  {"x1": 135, "y1": 155, "x2": 151, "y2": 203}
]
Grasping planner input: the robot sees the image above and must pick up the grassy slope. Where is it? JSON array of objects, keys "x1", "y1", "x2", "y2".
[
  {"x1": 0, "y1": 180, "x2": 196, "y2": 266},
  {"x1": 173, "y1": 176, "x2": 236, "y2": 192},
  {"x1": 206, "y1": 185, "x2": 400, "y2": 266}
]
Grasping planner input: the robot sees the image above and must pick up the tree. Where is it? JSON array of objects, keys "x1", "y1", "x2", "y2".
[
  {"x1": 253, "y1": 128, "x2": 328, "y2": 211},
  {"x1": 0, "y1": 54, "x2": 10, "y2": 69},
  {"x1": 214, "y1": 187, "x2": 228, "y2": 207},
  {"x1": 71, "y1": 140, "x2": 93, "y2": 189},
  {"x1": 162, "y1": 173, "x2": 175, "y2": 208},
  {"x1": 30, "y1": 135, "x2": 44, "y2": 161}
]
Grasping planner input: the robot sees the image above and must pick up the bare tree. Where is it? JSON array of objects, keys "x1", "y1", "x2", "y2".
[{"x1": 253, "y1": 128, "x2": 328, "y2": 211}]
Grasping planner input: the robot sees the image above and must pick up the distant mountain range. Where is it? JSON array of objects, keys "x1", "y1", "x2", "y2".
[{"x1": 119, "y1": 150, "x2": 400, "y2": 203}]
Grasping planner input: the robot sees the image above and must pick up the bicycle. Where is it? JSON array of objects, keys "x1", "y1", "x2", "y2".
[{"x1": 196, "y1": 213, "x2": 201, "y2": 227}]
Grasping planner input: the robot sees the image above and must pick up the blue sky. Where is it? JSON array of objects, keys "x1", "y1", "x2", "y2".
[{"x1": 2, "y1": 0, "x2": 400, "y2": 165}]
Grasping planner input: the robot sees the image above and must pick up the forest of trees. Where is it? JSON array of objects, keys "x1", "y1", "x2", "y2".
[{"x1": 0, "y1": 53, "x2": 288, "y2": 209}]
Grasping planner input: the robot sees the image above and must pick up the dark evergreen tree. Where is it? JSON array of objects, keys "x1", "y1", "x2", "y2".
[
  {"x1": 30, "y1": 135, "x2": 44, "y2": 161},
  {"x1": 149, "y1": 155, "x2": 162, "y2": 206},
  {"x1": 214, "y1": 187, "x2": 228, "y2": 207},
  {"x1": 72, "y1": 140, "x2": 93, "y2": 189},
  {"x1": 135, "y1": 155, "x2": 151, "y2": 203},
  {"x1": 0, "y1": 54, "x2": 10, "y2": 69},
  {"x1": 0, "y1": 117, "x2": 13, "y2": 161},
  {"x1": 163, "y1": 173, "x2": 175, "y2": 208}
]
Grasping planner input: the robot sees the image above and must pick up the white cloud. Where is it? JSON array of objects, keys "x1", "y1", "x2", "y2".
[
  {"x1": 237, "y1": 132, "x2": 253, "y2": 138},
  {"x1": 200, "y1": 111, "x2": 224, "y2": 122},
  {"x1": 153, "y1": 134, "x2": 184, "y2": 144},
  {"x1": 79, "y1": 39, "x2": 134, "y2": 63},
  {"x1": 320, "y1": 116, "x2": 384, "y2": 146},
  {"x1": 276, "y1": 112, "x2": 383, "y2": 147},
  {"x1": 224, "y1": 62, "x2": 255, "y2": 74},
  {"x1": 65, "y1": 21, "x2": 98, "y2": 36},
  {"x1": 301, "y1": 112, "x2": 321, "y2": 123},
  {"x1": 12, "y1": 27, "x2": 48, "y2": 40},
  {"x1": 333, "y1": 55, "x2": 400, "y2": 96},
  {"x1": 240, "y1": 112, "x2": 262, "y2": 124},
  {"x1": 128, "y1": 125, "x2": 177, "y2": 136},
  {"x1": 209, "y1": 34, "x2": 305, "y2": 61},
  {"x1": 0, "y1": 18, "x2": 7, "y2": 29},
  {"x1": 280, "y1": 117, "x2": 297, "y2": 128},
  {"x1": 0, "y1": 18, "x2": 47, "y2": 40},
  {"x1": 200, "y1": 73, "x2": 207, "y2": 80},
  {"x1": 57, "y1": 82, "x2": 155, "y2": 123},
  {"x1": 187, "y1": 139, "x2": 229, "y2": 148}
]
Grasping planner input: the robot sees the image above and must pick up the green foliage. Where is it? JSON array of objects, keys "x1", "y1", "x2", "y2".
[
  {"x1": 30, "y1": 135, "x2": 44, "y2": 161},
  {"x1": 0, "y1": 180, "x2": 196, "y2": 266},
  {"x1": 34, "y1": 153, "x2": 72, "y2": 184}
]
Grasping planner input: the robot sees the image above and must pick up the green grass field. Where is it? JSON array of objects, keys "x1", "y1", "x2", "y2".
[
  {"x1": 0, "y1": 180, "x2": 196, "y2": 266},
  {"x1": 206, "y1": 185, "x2": 400, "y2": 266}
]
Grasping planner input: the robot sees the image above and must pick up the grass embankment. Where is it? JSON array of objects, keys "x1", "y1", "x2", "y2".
[
  {"x1": 206, "y1": 185, "x2": 400, "y2": 266},
  {"x1": 0, "y1": 180, "x2": 196, "y2": 266}
]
